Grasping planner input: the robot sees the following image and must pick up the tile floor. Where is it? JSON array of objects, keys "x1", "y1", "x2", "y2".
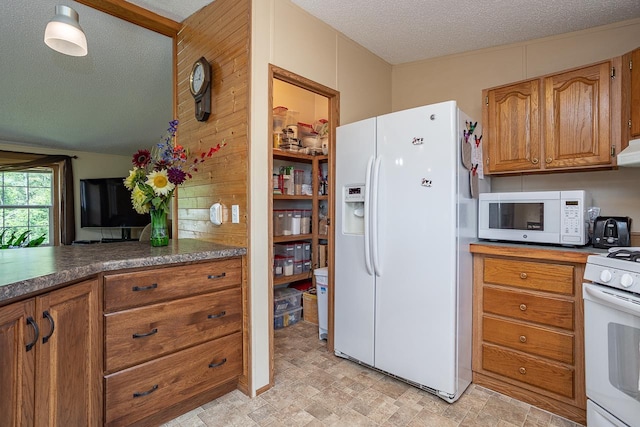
[{"x1": 163, "y1": 321, "x2": 584, "y2": 427}]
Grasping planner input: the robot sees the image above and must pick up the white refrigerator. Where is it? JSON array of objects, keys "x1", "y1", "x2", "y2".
[{"x1": 334, "y1": 101, "x2": 486, "y2": 403}]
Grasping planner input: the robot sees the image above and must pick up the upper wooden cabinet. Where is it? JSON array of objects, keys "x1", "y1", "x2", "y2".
[
  {"x1": 484, "y1": 79, "x2": 541, "y2": 173},
  {"x1": 483, "y1": 59, "x2": 621, "y2": 174},
  {"x1": 623, "y1": 47, "x2": 640, "y2": 140}
]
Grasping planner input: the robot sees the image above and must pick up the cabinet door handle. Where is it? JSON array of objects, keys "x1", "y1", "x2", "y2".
[
  {"x1": 132, "y1": 328, "x2": 158, "y2": 339},
  {"x1": 545, "y1": 157, "x2": 553, "y2": 164},
  {"x1": 208, "y1": 358, "x2": 227, "y2": 369},
  {"x1": 519, "y1": 304, "x2": 527, "y2": 311},
  {"x1": 25, "y1": 316, "x2": 39, "y2": 352},
  {"x1": 531, "y1": 158, "x2": 539, "y2": 165},
  {"x1": 207, "y1": 311, "x2": 226, "y2": 319},
  {"x1": 519, "y1": 335, "x2": 527, "y2": 343},
  {"x1": 132, "y1": 283, "x2": 158, "y2": 292},
  {"x1": 519, "y1": 272, "x2": 528, "y2": 279},
  {"x1": 133, "y1": 384, "x2": 158, "y2": 398},
  {"x1": 42, "y1": 311, "x2": 55, "y2": 344},
  {"x1": 519, "y1": 367, "x2": 526, "y2": 375},
  {"x1": 208, "y1": 272, "x2": 226, "y2": 280}
]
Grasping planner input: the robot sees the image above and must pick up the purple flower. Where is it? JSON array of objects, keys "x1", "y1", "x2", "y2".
[{"x1": 167, "y1": 167, "x2": 187, "y2": 185}]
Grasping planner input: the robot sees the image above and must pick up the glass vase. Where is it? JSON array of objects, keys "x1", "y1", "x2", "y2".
[{"x1": 149, "y1": 208, "x2": 169, "y2": 247}]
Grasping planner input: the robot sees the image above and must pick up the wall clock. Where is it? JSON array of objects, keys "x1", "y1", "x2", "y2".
[{"x1": 189, "y1": 57, "x2": 211, "y2": 121}]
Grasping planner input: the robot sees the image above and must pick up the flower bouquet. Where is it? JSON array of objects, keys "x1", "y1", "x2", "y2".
[{"x1": 124, "y1": 120, "x2": 225, "y2": 246}]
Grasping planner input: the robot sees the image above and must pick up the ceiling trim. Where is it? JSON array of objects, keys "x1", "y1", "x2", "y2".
[{"x1": 75, "y1": 0, "x2": 181, "y2": 37}]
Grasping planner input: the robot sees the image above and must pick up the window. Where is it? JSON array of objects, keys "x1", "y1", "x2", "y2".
[{"x1": 0, "y1": 169, "x2": 53, "y2": 245}]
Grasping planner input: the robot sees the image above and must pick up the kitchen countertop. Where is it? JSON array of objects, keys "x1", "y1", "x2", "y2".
[
  {"x1": 0, "y1": 239, "x2": 246, "y2": 305},
  {"x1": 470, "y1": 239, "x2": 609, "y2": 263}
]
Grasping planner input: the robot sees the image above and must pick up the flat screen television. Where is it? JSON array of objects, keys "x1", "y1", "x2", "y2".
[{"x1": 80, "y1": 178, "x2": 148, "y2": 228}]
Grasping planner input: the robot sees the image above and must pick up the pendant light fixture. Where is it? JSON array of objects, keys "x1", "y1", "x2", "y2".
[{"x1": 44, "y1": 5, "x2": 88, "y2": 57}]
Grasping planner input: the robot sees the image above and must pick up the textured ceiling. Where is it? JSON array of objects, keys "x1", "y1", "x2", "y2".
[
  {"x1": 291, "y1": 0, "x2": 640, "y2": 64},
  {"x1": 1, "y1": 1, "x2": 639, "y2": 157}
]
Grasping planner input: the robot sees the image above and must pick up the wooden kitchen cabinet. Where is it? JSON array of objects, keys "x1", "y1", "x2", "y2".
[
  {"x1": 0, "y1": 278, "x2": 102, "y2": 427},
  {"x1": 0, "y1": 299, "x2": 36, "y2": 427},
  {"x1": 483, "y1": 59, "x2": 621, "y2": 174},
  {"x1": 103, "y1": 258, "x2": 243, "y2": 427},
  {"x1": 483, "y1": 79, "x2": 541, "y2": 173},
  {"x1": 623, "y1": 47, "x2": 640, "y2": 140},
  {"x1": 471, "y1": 245, "x2": 587, "y2": 425}
]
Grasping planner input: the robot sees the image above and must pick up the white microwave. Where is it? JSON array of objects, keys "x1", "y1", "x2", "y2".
[{"x1": 478, "y1": 190, "x2": 590, "y2": 246}]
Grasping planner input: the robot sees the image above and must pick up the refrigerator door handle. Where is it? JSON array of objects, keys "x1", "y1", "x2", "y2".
[
  {"x1": 372, "y1": 155, "x2": 382, "y2": 276},
  {"x1": 364, "y1": 156, "x2": 374, "y2": 276}
]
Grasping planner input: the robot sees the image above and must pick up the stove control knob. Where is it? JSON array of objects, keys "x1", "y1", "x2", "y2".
[
  {"x1": 620, "y1": 273, "x2": 634, "y2": 288},
  {"x1": 600, "y1": 270, "x2": 612, "y2": 283}
]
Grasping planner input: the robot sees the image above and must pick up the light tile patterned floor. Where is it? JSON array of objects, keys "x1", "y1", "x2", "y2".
[{"x1": 163, "y1": 321, "x2": 584, "y2": 427}]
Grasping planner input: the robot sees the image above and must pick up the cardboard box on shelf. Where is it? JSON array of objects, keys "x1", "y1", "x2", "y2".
[{"x1": 317, "y1": 243, "x2": 327, "y2": 267}]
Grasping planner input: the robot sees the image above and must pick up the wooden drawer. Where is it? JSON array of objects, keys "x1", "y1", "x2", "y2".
[
  {"x1": 105, "y1": 287, "x2": 242, "y2": 373},
  {"x1": 105, "y1": 332, "x2": 242, "y2": 427},
  {"x1": 482, "y1": 344, "x2": 574, "y2": 398},
  {"x1": 104, "y1": 258, "x2": 241, "y2": 312},
  {"x1": 483, "y1": 286, "x2": 574, "y2": 330},
  {"x1": 484, "y1": 258, "x2": 574, "y2": 294},
  {"x1": 483, "y1": 316, "x2": 574, "y2": 364}
]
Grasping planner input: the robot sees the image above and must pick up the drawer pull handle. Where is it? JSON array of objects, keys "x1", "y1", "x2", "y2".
[
  {"x1": 519, "y1": 272, "x2": 527, "y2": 279},
  {"x1": 132, "y1": 328, "x2": 158, "y2": 339},
  {"x1": 208, "y1": 311, "x2": 227, "y2": 319},
  {"x1": 519, "y1": 304, "x2": 527, "y2": 311},
  {"x1": 519, "y1": 367, "x2": 526, "y2": 375},
  {"x1": 133, "y1": 384, "x2": 158, "y2": 398},
  {"x1": 208, "y1": 358, "x2": 227, "y2": 369},
  {"x1": 132, "y1": 283, "x2": 158, "y2": 292},
  {"x1": 25, "y1": 316, "x2": 39, "y2": 352},
  {"x1": 519, "y1": 335, "x2": 527, "y2": 343},
  {"x1": 208, "y1": 272, "x2": 227, "y2": 280},
  {"x1": 42, "y1": 311, "x2": 55, "y2": 344}
]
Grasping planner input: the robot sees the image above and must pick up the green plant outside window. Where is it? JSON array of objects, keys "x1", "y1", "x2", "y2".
[{"x1": 0, "y1": 170, "x2": 52, "y2": 247}]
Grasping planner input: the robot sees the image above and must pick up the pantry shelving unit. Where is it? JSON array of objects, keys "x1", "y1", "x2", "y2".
[
  {"x1": 268, "y1": 64, "x2": 339, "y2": 385},
  {"x1": 272, "y1": 151, "x2": 328, "y2": 286}
]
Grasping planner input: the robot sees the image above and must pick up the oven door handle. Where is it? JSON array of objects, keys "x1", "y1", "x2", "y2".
[{"x1": 584, "y1": 284, "x2": 640, "y2": 316}]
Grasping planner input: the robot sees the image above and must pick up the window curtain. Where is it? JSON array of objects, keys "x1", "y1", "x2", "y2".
[{"x1": 0, "y1": 150, "x2": 76, "y2": 245}]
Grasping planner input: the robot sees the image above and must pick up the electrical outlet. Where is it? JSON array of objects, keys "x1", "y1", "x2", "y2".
[{"x1": 232, "y1": 205, "x2": 239, "y2": 223}]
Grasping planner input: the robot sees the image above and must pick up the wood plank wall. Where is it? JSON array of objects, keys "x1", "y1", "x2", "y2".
[{"x1": 175, "y1": 0, "x2": 250, "y2": 248}]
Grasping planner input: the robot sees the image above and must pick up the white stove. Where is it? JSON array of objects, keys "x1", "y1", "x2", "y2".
[
  {"x1": 583, "y1": 248, "x2": 640, "y2": 427},
  {"x1": 584, "y1": 249, "x2": 640, "y2": 295}
]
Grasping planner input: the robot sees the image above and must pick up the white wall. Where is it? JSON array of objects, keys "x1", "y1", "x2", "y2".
[
  {"x1": 250, "y1": 0, "x2": 392, "y2": 394},
  {"x1": 391, "y1": 18, "x2": 640, "y2": 222},
  {"x1": 0, "y1": 141, "x2": 132, "y2": 242}
]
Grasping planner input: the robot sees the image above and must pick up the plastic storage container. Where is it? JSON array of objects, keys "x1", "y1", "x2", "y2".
[
  {"x1": 274, "y1": 256, "x2": 294, "y2": 276},
  {"x1": 314, "y1": 267, "x2": 329, "y2": 340},
  {"x1": 274, "y1": 242, "x2": 295, "y2": 258},
  {"x1": 273, "y1": 210, "x2": 286, "y2": 237},
  {"x1": 283, "y1": 210, "x2": 293, "y2": 236},
  {"x1": 293, "y1": 260, "x2": 303, "y2": 275},
  {"x1": 301, "y1": 210, "x2": 312, "y2": 234},
  {"x1": 291, "y1": 210, "x2": 302, "y2": 235},
  {"x1": 273, "y1": 287, "x2": 302, "y2": 314},
  {"x1": 302, "y1": 242, "x2": 311, "y2": 261},
  {"x1": 293, "y1": 242, "x2": 304, "y2": 261},
  {"x1": 274, "y1": 307, "x2": 302, "y2": 329},
  {"x1": 273, "y1": 255, "x2": 291, "y2": 277}
]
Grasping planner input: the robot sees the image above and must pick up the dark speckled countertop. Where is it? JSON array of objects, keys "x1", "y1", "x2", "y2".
[{"x1": 0, "y1": 239, "x2": 246, "y2": 305}]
